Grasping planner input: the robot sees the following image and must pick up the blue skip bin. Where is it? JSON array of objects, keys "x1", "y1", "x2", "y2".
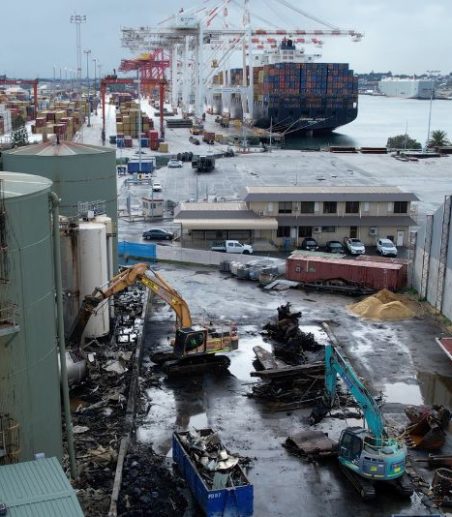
[{"x1": 173, "y1": 429, "x2": 253, "y2": 516}]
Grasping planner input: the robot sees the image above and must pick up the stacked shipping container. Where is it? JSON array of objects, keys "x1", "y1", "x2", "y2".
[
  {"x1": 212, "y1": 61, "x2": 358, "y2": 134},
  {"x1": 31, "y1": 100, "x2": 88, "y2": 140}
]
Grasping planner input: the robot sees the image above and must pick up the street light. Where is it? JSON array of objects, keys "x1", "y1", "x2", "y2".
[
  {"x1": 92, "y1": 57, "x2": 97, "y2": 94},
  {"x1": 84, "y1": 49, "x2": 91, "y2": 127}
]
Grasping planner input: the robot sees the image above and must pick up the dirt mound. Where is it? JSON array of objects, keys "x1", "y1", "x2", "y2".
[{"x1": 349, "y1": 290, "x2": 415, "y2": 321}]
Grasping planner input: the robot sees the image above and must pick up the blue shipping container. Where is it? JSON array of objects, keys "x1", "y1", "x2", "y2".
[
  {"x1": 127, "y1": 160, "x2": 155, "y2": 173},
  {"x1": 173, "y1": 430, "x2": 254, "y2": 517}
]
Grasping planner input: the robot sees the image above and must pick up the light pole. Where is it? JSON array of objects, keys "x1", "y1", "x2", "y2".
[
  {"x1": 84, "y1": 49, "x2": 91, "y2": 127},
  {"x1": 425, "y1": 70, "x2": 439, "y2": 151},
  {"x1": 92, "y1": 58, "x2": 97, "y2": 94},
  {"x1": 70, "y1": 13, "x2": 86, "y2": 90}
]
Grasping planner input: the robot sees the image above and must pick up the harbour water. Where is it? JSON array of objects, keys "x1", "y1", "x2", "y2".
[{"x1": 287, "y1": 94, "x2": 452, "y2": 149}]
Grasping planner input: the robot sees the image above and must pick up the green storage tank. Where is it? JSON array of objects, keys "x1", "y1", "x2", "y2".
[
  {"x1": 0, "y1": 172, "x2": 63, "y2": 462},
  {"x1": 2, "y1": 141, "x2": 118, "y2": 270}
]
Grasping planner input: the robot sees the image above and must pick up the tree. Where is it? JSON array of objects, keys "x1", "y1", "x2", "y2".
[
  {"x1": 12, "y1": 127, "x2": 28, "y2": 147},
  {"x1": 11, "y1": 114, "x2": 26, "y2": 131},
  {"x1": 387, "y1": 134, "x2": 422, "y2": 150},
  {"x1": 428, "y1": 130, "x2": 450, "y2": 148}
]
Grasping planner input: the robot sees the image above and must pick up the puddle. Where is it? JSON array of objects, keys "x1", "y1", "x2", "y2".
[
  {"x1": 418, "y1": 370, "x2": 452, "y2": 408},
  {"x1": 228, "y1": 333, "x2": 272, "y2": 382},
  {"x1": 382, "y1": 382, "x2": 424, "y2": 405}
]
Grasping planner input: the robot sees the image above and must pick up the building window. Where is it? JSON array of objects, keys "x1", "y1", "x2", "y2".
[
  {"x1": 323, "y1": 201, "x2": 337, "y2": 214},
  {"x1": 300, "y1": 201, "x2": 315, "y2": 214},
  {"x1": 278, "y1": 202, "x2": 292, "y2": 214},
  {"x1": 346, "y1": 201, "x2": 360, "y2": 214},
  {"x1": 350, "y1": 226, "x2": 358, "y2": 238},
  {"x1": 394, "y1": 201, "x2": 408, "y2": 213},
  {"x1": 277, "y1": 226, "x2": 291, "y2": 237},
  {"x1": 321, "y1": 226, "x2": 336, "y2": 233},
  {"x1": 298, "y1": 226, "x2": 312, "y2": 237}
]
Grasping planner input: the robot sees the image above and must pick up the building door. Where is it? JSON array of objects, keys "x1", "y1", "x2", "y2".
[
  {"x1": 397, "y1": 230, "x2": 405, "y2": 246},
  {"x1": 350, "y1": 226, "x2": 358, "y2": 238}
]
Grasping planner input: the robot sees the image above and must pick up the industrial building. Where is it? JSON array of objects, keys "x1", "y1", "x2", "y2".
[
  {"x1": 378, "y1": 78, "x2": 434, "y2": 99},
  {"x1": 175, "y1": 186, "x2": 418, "y2": 249}
]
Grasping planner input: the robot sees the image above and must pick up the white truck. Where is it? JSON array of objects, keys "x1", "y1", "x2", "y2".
[
  {"x1": 210, "y1": 240, "x2": 254, "y2": 254},
  {"x1": 343, "y1": 237, "x2": 366, "y2": 255}
]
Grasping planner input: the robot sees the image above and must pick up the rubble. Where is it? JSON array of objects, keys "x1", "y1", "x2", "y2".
[
  {"x1": 71, "y1": 287, "x2": 147, "y2": 516},
  {"x1": 117, "y1": 446, "x2": 187, "y2": 517}
]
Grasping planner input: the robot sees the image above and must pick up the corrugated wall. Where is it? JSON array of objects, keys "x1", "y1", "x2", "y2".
[{"x1": 413, "y1": 196, "x2": 452, "y2": 320}]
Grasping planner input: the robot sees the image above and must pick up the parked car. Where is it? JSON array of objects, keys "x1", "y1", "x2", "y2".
[
  {"x1": 152, "y1": 181, "x2": 162, "y2": 192},
  {"x1": 325, "y1": 240, "x2": 345, "y2": 254},
  {"x1": 168, "y1": 159, "x2": 183, "y2": 168},
  {"x1": 377, "y1": 238, "x2": 398, "y2": 256},
  {"x1": 142, "y1": 228, "x2": 174, "y2": 241},
  {"x1": 299, "y1": 237, "x2": 319, "y2": 251},
  {"x1": 189, "y1": 136, "x2": 200, "y2": 145},
  {"x1": 343, "y1": 237, "x2": 366, "y2": 255}
]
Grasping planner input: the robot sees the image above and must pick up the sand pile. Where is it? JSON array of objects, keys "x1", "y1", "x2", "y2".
[{"x1": 349, "y1": 289, "x2": 415, "y2": 321}]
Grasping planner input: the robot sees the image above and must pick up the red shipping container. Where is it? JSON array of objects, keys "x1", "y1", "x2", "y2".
[{"x1": 286, "y1": 253, "x2": 407, "y2": 291}]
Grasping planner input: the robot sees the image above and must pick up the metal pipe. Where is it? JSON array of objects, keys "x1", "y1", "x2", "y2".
[{"x1": 49, "y1": 191, "x2": 78, "y2": 479}]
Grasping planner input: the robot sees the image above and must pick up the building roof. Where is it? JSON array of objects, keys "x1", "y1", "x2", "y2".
[
  {"x1": 0, "y1": 457, "x2": 84, "y2": 516},
  {"x1": 174, "y1": 202, "x2": 278, "y2": 230},
  {"x1": 4, "y1": 141, "x2": 111, "y2": 157},
  {"x1": 244, "y1": 186, "x2": 419, "y2": 202},
  {"x1": 276, "y1": 215, "x2": 417, "y2": 227}
]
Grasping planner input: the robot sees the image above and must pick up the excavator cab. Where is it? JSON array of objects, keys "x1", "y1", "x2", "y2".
[{"x1": 174, "y1": 327, "x2": 208, "y2": 357}]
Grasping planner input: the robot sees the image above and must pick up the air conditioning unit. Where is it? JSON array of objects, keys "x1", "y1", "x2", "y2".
[
  {"x1": 368, "y1": 227, "x2": 377, "y2": 236},
  {"x1": 313, "y1": 227, "x2": 322, "y2": 233}
]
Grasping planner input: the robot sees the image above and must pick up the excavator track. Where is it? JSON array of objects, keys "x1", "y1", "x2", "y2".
[
  {"x1": 162, "y1": 354, "x2": 231, "y2": 376},
  {"x1": 339, "y1": 464, "x2": 376, "y2": 501},
  {"x1": 385, "y1": 474, "x2": 414, "y2": 497}
]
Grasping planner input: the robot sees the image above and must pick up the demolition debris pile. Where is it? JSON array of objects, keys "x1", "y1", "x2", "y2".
[
  {"x1": 73, "y1": 288, "x2": 146, "y2": 516},
  {"x1": 117, "y1": 445, "x2": 187, "y2": 517},
  {"x1": 349, "y1": 289, "x2": 415, "y2": 321}
]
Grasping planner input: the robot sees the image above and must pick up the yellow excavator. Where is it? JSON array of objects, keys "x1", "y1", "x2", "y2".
[{"x1": 67, "y1": 263, "x2": 239, "y2": 375}]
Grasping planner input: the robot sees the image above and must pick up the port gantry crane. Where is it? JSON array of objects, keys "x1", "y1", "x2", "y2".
[{"x1": 120, "y1": 0, "x2": 363, "y2": 122}]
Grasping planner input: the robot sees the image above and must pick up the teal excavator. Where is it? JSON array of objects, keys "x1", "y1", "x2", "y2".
[{"x1": 322, "y1": 344, "x2": 413, "y2": 500}]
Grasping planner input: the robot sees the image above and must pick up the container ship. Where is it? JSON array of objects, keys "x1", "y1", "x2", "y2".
[{"x1": 212, "y1": 39, "x2": 358, "y2": 136}]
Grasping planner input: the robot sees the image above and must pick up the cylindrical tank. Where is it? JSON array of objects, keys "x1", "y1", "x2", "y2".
[
  {"x1": 60, "y1": 216, "x2": 113, "y2": 334},
  {"x1": 2, "y1": 142, "x2": 118, "y2": 272},
  {"x1": 78, "y1": 222, "x2": 109, "y2": 338},
  {"x1": 0, "y1": 171, "x2": 63, "y2": 462}
]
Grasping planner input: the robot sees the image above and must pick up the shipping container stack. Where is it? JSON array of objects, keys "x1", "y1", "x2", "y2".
[
  {"x1": 115, "y1": 100, "x2": 153, "y2": 144},
  {"x1": 31, "y1": 99, "x2": 88, "y2": 141}
]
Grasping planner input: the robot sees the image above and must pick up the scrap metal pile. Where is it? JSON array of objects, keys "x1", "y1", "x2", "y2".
[
  {"x1": 73, "y1": 288, "x2": 146, "y2": 516},
  {"x1": 262, "y1": 302, "x2": 321, "y2": 364},
  {"x1": 177, "y1": 429, "x2": 250, "y2": 490}
]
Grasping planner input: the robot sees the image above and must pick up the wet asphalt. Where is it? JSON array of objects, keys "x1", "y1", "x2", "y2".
[{"x1": 135, "y1": 263, "x2": 452, "y2": 517}]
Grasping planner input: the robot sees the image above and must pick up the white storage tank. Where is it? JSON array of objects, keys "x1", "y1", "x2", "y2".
[{"x1": 78, "y1": 222, "x2": 109, "y2": 338}]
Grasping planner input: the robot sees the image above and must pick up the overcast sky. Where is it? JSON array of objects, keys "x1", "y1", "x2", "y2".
[{"x1": 2, "y1": 0, "x2": 451, "y2": 78}]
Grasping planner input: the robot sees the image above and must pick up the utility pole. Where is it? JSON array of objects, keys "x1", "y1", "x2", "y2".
[
  {"x1": 92, "y1": 58, "x2": 97, "y2": 93},
  {"x1": 84, "y1": 49, "x2": 91, "y2": 127},
  {"x1": 70, "y1": 13, "x2": 86, "y2": 90}
]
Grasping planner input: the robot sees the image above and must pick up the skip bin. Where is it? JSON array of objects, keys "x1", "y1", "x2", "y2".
[{"x1": 173, "y1": 429, "x2": 253, "y2": 516}]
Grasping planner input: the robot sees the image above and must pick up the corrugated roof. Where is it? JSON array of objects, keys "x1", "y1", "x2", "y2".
[
  {"x1": 277, "y1": 215, "x2": 417, "y2": 226},
  {"x1": 177, "y1": 201, "x2": 248, "y2": 212},
  {"x1": 0, "y1": 457, "x2": 84, "y2": 517},
  {"x1": 0, "y1": 171, "x2": 52, "y2": 199},
  {"x1": 174, "y1": 217, "x2": 278, "y2": 230},
  {"x1": 4, "y1": 141, "x2": 110, "y2": 157},
  {"x1": 288, "y1": 252, "x2": 404, "y2": 270},
  {"x1": 244, "y1": 186, "x2": 419, "y2": 202}
]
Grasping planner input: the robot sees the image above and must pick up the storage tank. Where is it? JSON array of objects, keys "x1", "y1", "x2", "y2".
[
  {"x1": 0, "y1": 172, "x2": 63, "y2": 462},
  {"x1": 2, "y1": 141, "x2": 118, "y2": 271},
  {"x1": 60, "y1": 216, "x2": 113, "y2": 336}
]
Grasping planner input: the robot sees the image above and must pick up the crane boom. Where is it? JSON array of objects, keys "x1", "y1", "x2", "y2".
[
  {"x1": 324, "y1": 344, "x2": 386, "y2": 443},
  {"x1": 67, "y1": 263, "x2": 193, "y2": 348}
]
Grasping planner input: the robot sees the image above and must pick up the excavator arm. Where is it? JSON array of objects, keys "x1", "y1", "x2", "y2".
[
  {"x1": 324, "y1": 344, "x2": 386, "y2": 443},
  {"x1": 67, "y1": 262, "x2": 193, "y2": 349}
]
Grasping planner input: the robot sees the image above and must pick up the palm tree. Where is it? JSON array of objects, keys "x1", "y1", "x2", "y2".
[{"x1": 428, "y1": 130, "x2": 450, "y2": 148}]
